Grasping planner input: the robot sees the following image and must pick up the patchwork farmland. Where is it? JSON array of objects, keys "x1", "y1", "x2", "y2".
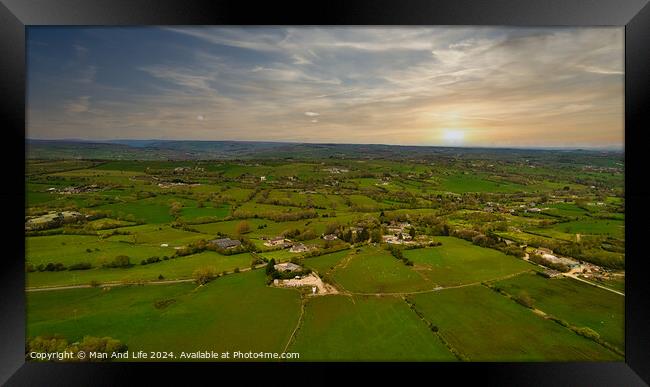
[{"x1": 25, "y1": 142, "x2": 624, "y2": 361}]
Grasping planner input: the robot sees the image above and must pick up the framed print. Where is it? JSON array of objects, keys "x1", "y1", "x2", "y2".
[{"x1": 1, "y1": 0, "x2": 649, "y2": 385}]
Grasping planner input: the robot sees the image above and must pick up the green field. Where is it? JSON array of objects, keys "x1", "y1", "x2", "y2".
[
  {"x1": 95, "y1": 198, "x2": 175, "y2": 224},
  {"x1": 27, "y1": 270, "x2": 301, "y2": 357},
  {"x1": 492, "y1": 273, "x2": 624, "y2": 351},
  {"x1": 27, "y1": 251, "x2": 255, "y2": 288},
  {"x1": 409, "y1": 285, "x2": 621, "y2": 361},
  {"x1": 179, "y1": 205, "x2": 230, "y2": 221},
  {"x1": 437, "y1": 173, "x2": 527, "y2": 193},
  {"x1": 26, "y1": 235, "x2": 176, "y2": 267},
  {"x1": 403, "y1": 237, "x2": 532, "y2": 287},
  {"x1": 332, "y1": 247, "x2": 433, "y2": 293},
  {"x1": 303, "y1": 250, "x2": 351, "y2": 275},
  {"x1": 553, "y1": 219, "x2": 624, "y2": 238},
  {"x1": 25, "y1": 149, "x2": 625, "y2": 362},
  {"x1": 289, "y1": 295, "x2": 456, "y2": 361}
]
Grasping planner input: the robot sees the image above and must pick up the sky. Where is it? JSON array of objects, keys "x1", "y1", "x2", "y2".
[{"x1": 27, "y1": 26, "x2": 624, "y2": 149}]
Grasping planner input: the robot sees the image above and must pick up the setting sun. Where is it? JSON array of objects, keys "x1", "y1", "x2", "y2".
[{"x1": 443, "y1": 129, "x2": 465, "y2": 144}]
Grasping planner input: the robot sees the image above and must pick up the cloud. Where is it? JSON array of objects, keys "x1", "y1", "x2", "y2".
[
  {"x1": 292, "y1": 54, "x2": 312, "y2": 65},
  {"x1": 64, "y1": 96, "x2": 91, "y2": 113},
  {"x1": 27, "y1": 27, "x2": 624, "y2": 148},
  {"x1": 577, "y1": 65, "x2": 623, "y2": 75}
]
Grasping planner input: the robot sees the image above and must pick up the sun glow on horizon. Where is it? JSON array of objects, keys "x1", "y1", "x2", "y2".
[{"x1": 442, "y1": 129, "x2": 466, "y2": 144}]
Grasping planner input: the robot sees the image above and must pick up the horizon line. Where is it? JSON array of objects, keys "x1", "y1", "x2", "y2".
[{"x1": 26, "y1": 137, "x2": 625, "y2": 152}]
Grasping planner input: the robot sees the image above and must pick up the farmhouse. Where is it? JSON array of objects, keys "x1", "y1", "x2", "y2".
[
  {"x1": 264, "y1": 236, "x2": 290, "y2": 248},
  {"x1": 383, "y1": 235, "x2": 402, "y2": 244},
  {"x1": 274, "y1": 262, "x2": 302, "y2": 273},
  {"x1": 289, "y1": 243, "x2": 309, "y2": 253},
  {"x1": 57, "y1": 184, "x2": 100, "y2": 194},
  {"x1": 211, "y1": 238, "x2": 242, "y2": 249}
]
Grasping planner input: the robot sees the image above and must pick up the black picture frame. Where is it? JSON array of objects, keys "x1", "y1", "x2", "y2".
[{"x1": 2, "y1": 0, "x2": 649, "y2": 385}]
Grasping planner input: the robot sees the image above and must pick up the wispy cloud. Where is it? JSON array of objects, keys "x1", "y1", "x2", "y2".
[
  {"x1": 64, "y1": 96, "x2": 91, "y2": 113},
  {"x1": 27, "y1": 27, "x2": 623, "y2": 148}
]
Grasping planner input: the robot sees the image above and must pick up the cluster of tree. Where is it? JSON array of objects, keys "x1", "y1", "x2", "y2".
[
  {"x1": 99, "y1": 229, "x2": 132, "y2": 240},
  {"x1": 193, "y1": 266, "x2": 217, "y2": 285},
  {"x1": 26, "y1": 228, "x2": 71, "y2": 237},
  {"x1": 169, "y1": 201, "x2": 184, "y2": 218},
  {"x1": 101, "y1": 255, "x2": 131, "y2": 268},
  {"x1": 68, "y1": 262, "x2": 92, "y2": 270},
  {"x1": 27, "y1": 335, "x2": 127, "y2": 362},
  {"x1": 513, "y1": 290, "x2": 535, "y2": 309},
  {"x1": 282, "y1": 227, "x2": 316, "y2": 241},
  {"x1": 25, "y1": 262, "x2": 93, "y2": 273},
  {"x1": 250, "y1": 254, "x2": 267, "y2": 269},
  {"x1": 401, "y1": 240, "x2": 443, "y2": 250},
  {"x1": 140, "y1": 256, "x2": 171, "y2": 265},
  {"x1": 26, "y1": 213, "x2": 87, "y2": 232},
  {"x1": 27, "y1": 262, "x2": 67, "y2": 272},
  {"x1": 386, "y1": 245, "x2": 414, "y2": 266},
  {"x1": 232, "y1": 208, "x2": 318, "y2": 222},
  {"x1": 501, "y1": 245, "x2": 526, "y2": 258},
  {"x1": 414, "y1": 214, "x2": 451, "y2": 236},
  {"x1": 256, "y1": 196, "x2": 325, "y2": 210},
  {"x1": 235, "y1": 220, "x2": 252, "y2": 235},
  {"x1": 174, "y1": 240, "x2": 210, "y2": 257},
  {"x1": 331, "y1": 225, "x2": 371, "y2": 244}
]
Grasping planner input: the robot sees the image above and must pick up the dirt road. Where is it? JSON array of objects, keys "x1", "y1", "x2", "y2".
[{"x1": 563, "y1": 273, "x2": 625, "y2": 296}]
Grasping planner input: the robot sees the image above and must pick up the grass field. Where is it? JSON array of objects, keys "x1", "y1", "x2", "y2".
[
  {"x1": 409, "y1": 285, "x2": 621, "y2": 361},
  {"x1": 288, "y1": 295, "x2": 456, "y2": 361},
  {"x1": 553, "y1": 219, "x2": 624, "y2": 238},
  {"x1": 27, "y1": 251, "x2": 255, "y2": 288},
  {"x1": 436, "y1": 173, "x2": 526, "y2": 193},
  {"x1": 332, "y1": 247, "x2": 433, "y2": 293},
  {"x1": 492, "y1": 273, "x2": 624, "y2": 351},
  {"x1": 403, "y1": 237, "x2": 532, "y2": 287},
  {"x1": 26, "y1": 235, "x2": 176, "y2": 267},
  {"x1": 179, "y1": 205, "x2": 230, "y2": 221},
  {"x1": 25, "y1": 152, "x2": 625, "y2": 362},
  {"x1": 95, "y1": 198, "x2": 174, "y2": 224},
  {"x1": 27, "y1": 270, "x2": 302, "y2": 357},
  {"x1": 303, "y1": 250, "x2": 351, "y2": 275}
]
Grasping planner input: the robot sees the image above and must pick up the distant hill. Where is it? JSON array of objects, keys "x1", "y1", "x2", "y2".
[{"x1": 26, "y1": 139, "x2": 623, "y2": 165}]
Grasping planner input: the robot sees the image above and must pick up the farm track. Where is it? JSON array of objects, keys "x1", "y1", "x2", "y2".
[
  {"x1": 563, "y1": 273, "x2": 624, "y2": 296},
  {"x1": 282, "y1": 297, "x2": 306, "y2": 354}
]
